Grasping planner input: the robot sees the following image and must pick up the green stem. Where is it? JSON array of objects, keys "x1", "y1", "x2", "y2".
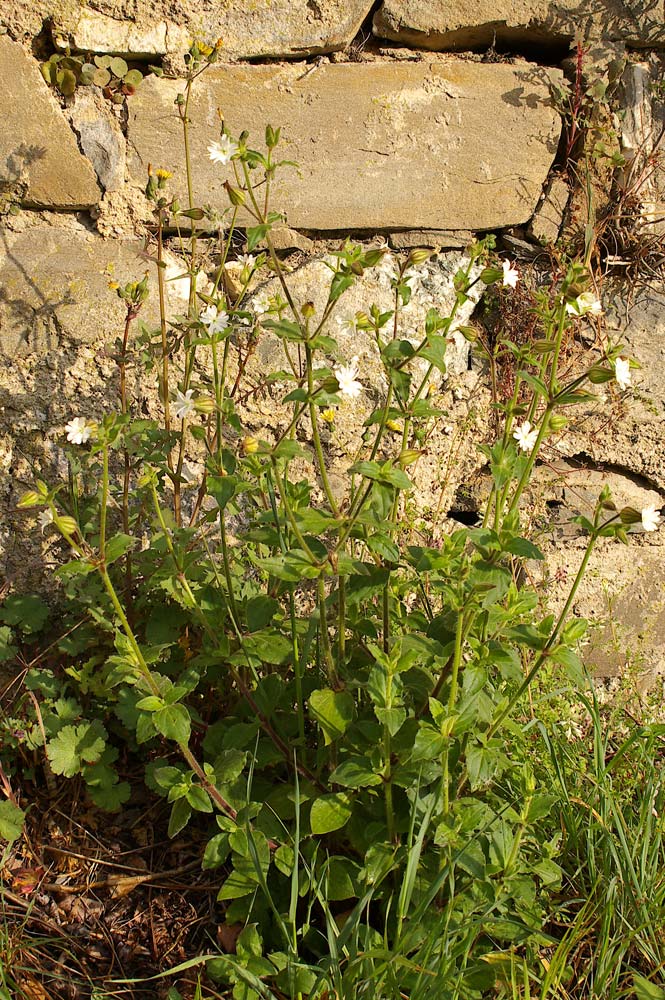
[{"x1": 317, "y1": 577, "x2": 337, "y2": 688}]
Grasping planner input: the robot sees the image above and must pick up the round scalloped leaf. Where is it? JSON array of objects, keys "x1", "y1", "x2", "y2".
[
  {"x1": 110, "y1": 56, "x2": 128, "y2": 78},
  {"x1": 60, "y1": 56, "x2": 82, "y2": 73},
  {"x1": 123, "y1": 68, "x2": 143, "y2": 88},
  {"x1": 94, "y1": 54, "x2": 112, "y2": 69},
  {"x1": 92, "y1": 68, "x2": 111, "y2": 87},
  {"x1": 40, "y1": 61, "x2": 57, "y2": 85},
  {"x1": 56, "y1": 68, "x2": 77, "y2": 97}
]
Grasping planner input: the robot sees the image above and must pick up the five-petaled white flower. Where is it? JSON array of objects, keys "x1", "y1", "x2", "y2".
[
  {"x1": 501, "y1": 259, "x2": 519, "y2": 288},
  {"x1": 237, "y1": 253, "x2": 255, "y2": 271},
  {"x1": 173, "y1": 389, "x2": 197, "y2": 420},
  {"x1": 207, "y1": 135, "x2": 239, "y2": 165},
  {"x1": 65, "y1": 417, "x2": 93, "y2": 445},
  {"x1": 566, "y1": 291, "x2": 602, "y2": 317},
  {"x1": 38, "y1": 509, "x2": 54, "y2": 533},
  {"x1": 200, "y1": 305, "x2": 229, "y2": 336},
  {"x1": 336, "y1": 314, "x2": 357, "y2": 335},
  {"x1": 513, "y1": 420, "x2": 539, "y2": 452},
  {"x1": 253, "y1": 291, "x2": 271, "y2": 315},
  {"x1": 614, "y1": 356, "x2": 631, "y2": 390},
  {"x1": 334, "y1": 356, "x2": 363, "y2": 399},
  {"x1": 641, "y1": 505, "x2": 661, "y2": 532}
]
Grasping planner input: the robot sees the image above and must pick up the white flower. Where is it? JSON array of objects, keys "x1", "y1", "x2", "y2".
[
  {"x1": 334, "y1": 356, "x2": 363, "y2": 398},
  {"x1": 336, "y1": 314, "x2": 357, "y2": 335},
  {"x1": 566, "y1": 291, "x2": 602, "y2": 317},
  {"x1": 173, "y1": 389, "x2": 197, "y2": 420},
  {"x1": 614, "y1": 356, "x2": 631, "y2": 390},
  {"x1": 501, "y1": 259, "x2": 519, "y2": 288},
  {"x1": 513, "y1": 420, "x2": 539, "y2": 452},
  {"x1": 200, "y1": 305, "x2": 229, "y2": 336},
  {"x1": 641, "y1": 505, "x2": 661, "y2": 532},
  {"x1": 65, "y1": 417, "x2": 93, "y2": 445},
  {"x1": 208, "y1": 135, "x2": 239, "y2": 165},
  {"x1": 237, "y1": 253, "x2": 255, "y2": 271},
  {"x1": 38, "y1": 509, "x2": 54, "y2": 533},
  {"x1": 253, "y1": 291, "x2": 271, "y2": 315}
]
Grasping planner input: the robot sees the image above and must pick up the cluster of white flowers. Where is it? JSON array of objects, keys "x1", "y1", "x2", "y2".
[
  {"x1": 513, "y1": 420, "x2": 539, "y2": 452},
  {"x1": 207, "y1": 135, "x2": 239, "y2": 165},
  {"x1": 333, "y1": 356, "x2": 363, "y2": 399}
]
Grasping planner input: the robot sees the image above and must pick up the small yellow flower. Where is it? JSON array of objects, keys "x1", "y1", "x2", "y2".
[
  {"x1": 321, "y1": 408, "x2": 335, "y2": 424},
  {"x1": 386, "y1": 419, "x2": 402, "y2": 433},
  {"x1": 155, "y1": 169, "x2": 172, "y2": 180}
]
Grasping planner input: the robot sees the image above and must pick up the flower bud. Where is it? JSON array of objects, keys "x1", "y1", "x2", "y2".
[
  {"x1": 17, "y1": 491, "x2": 40, "y2": 509},
  {"x1": 57, "y1": 515, "x2": 79, "y2": 537},
  {"x1": 548, "y1": 414, "x2": 568, "y2": 431},
  {"x1": 399, "y1": 448, "x2": 423, "y2": 467},
  {"x1": 407, "y1": 249, "x2": 431, "y2": 266},
  {"x1": 194, "y1": 395, "x2": 216, "y2": 414},
  {"x1": 242, "y1": 435, "x2": 259, "y2": 455},
  {"x1": 223, "y1": 181, "x2": 245, "y2": 206},
  {"x1": 619, "y1": 506, "x2": 641, "y2": 525},
  {"x1": 480, "y1": 266, "x2": 502, "y2": 285},
  {"x1": 301, "y1": 301, "x2": 315, "y2": 319}
]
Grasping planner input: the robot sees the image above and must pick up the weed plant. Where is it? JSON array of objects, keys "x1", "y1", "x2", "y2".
[{"x1": 2, "y1": 38, "x2": 664, "y2": 1000}]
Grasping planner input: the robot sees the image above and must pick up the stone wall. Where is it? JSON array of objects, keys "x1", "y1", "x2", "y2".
[{"x1": 1, "y1": 1, "x2": 664, "y2": 697}]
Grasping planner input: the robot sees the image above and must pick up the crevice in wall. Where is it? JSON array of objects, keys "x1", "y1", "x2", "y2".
[{"x1": 562, "y1": 452, "x2": 665, "y2": 497}]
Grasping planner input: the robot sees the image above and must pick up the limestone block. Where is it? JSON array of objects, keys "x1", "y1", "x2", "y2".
[
  {"x1": 52, "y1": 1, "x2": 373, "y2": 60},
  {"x1": 373, "y1": 0, "x2": 665, "y2": 49},
  {"x1": 66, "y1": 92, "x2": 126, "y2": 192},
  {"x1": 0, "y1": 36, "x2": 100, "y2": 210},
  {"x1": 53, "y1": 12, "x2": 191, "y2": 58},
  {"x1": 0, "y1": 225, "x2": 188, "y2": 359},
  {"x1": 127, "y1": 60, "x2": 562, "y2": 232},
  {"x1": 529, "y1": 174, "x2": 569, "y2": 243}
]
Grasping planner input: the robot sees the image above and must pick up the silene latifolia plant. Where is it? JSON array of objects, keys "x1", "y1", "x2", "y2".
[{"x1": 14, "y1": 40, "x2": 661, "y2": 1000}]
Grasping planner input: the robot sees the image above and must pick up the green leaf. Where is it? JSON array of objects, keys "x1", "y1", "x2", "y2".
[
  {"x1": 168, "y1": 797, "x2": 192, "y2": 837},
  {"x1": 633, "y1": 976, "x2": 665, "y2": 1000},
  {"x1": 154, "y1": 704, "x2": 191, "y2": 744},
  {"x1": 186, "y1": 785, "x2": 213, "y2": 812},
  {"x1": 0, "y1": 594, "x2": 49, "y2": 634},
  {"x1": 0, "y1": 801, "x2": 25, "y2": 843},
  {"x1": 203, "y1": 832, "x2": 231, "y2": 869},
  {"x1": 308, "y1": 688, "x2": 354, "y2": 745},
  {"x1": 110, "y1": 56, "x2": 128, "y2": 78},
  {"x1": 329, "y1": 757, "x2": 382, "y2": 788},
  {"x1": 0, "y1": 626, "x2": 17, "y2": 664},
  {"x1": 245, "y1": 596, "x2": 279, "y2": 633},
  {"x1": 374, "y1": 706, "x2": 406, "y2": 737},
  {"x1": 47, "y1": 721, "x2": 107, "y2": 777},
  {"x1": 104, "y1": 533, "x2": 136, "y2": 566},
  {"x1": 504, "y1": 537, "x2": 544, "y2": 560},
  {"x1": 246, "y1": 224, "x2": 270, "y2": 250},
  {"x1": 310, "y1": 793, "x2": 352, "y2": 834},
  {"x1": 329, "y1": 271, "x2": 354, "y2": 303}
]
